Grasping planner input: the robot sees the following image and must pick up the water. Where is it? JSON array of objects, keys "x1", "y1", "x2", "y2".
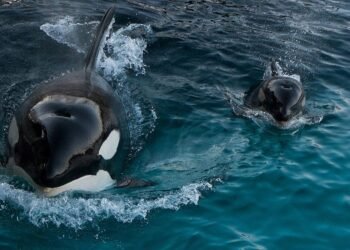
[{"x1": 0, "y1": 0, "x2": 349, "y2": 249}]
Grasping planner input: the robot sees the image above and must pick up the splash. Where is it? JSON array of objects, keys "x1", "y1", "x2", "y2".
[
  {"x1": 263, "y1": 61, "x2": 301, "y2": 82},
  {"x1": 96, "y1": 23, "x2": 152, "y2": 81},
  {"x1": 0, "y1": 177, "x2": 214, "y2": 229},
  {"x1": 40, "y1": 17, "x2": 99, "y2": 53}
]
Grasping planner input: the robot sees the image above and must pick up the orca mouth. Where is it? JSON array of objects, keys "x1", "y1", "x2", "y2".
[
  {"x1": 272, "y1": 108, "x2": 298, "y2": 122},
  {"x1": 273, "y1": 114, "x2": 290, "y2": 122},
  {"x1": 280, "y1": 83, "x2": 293, "y2": 90},
  {"x1": 39, "y1": 170, "x2": 116, "y2": 197},
  {"x1": 53, "y1": 109, "x2": 72, "y2": 118},
  {"x1": 11, "y1": 164, "x2": 115, "y2": 197}
]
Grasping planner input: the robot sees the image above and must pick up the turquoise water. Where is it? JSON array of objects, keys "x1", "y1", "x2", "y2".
[{"x1": 0, "y1": 0, "x2": 349, "y2": 249}]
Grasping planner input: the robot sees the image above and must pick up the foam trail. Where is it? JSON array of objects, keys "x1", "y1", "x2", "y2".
[{"x1": 0, "y1": 178, "x2": 213, "y2": 229}]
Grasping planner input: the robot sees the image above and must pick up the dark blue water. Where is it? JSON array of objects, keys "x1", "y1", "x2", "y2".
[{"x1": 0, "y1": 0, "x2": 349, "y2": 249}]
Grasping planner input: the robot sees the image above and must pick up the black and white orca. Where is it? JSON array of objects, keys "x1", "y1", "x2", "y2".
[
  {"x1": 5, "y1": 7, "x2": 141, "y2": 196},
  {"x1": 244, "y1": 61, "x2": 305, "y2": 122}
]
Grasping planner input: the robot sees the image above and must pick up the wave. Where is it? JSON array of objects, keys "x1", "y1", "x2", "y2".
[{"x1": 0, "y1": 176, "x2": 214, "y2": 229}]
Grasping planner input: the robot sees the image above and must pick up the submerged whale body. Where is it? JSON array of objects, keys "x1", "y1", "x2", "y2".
[
  {"x1": 244, "y1": 61, "x2": 305, "y2": 122},
  {"x1": 5, "y1": 7, "x2": 137, "y2": 196}
]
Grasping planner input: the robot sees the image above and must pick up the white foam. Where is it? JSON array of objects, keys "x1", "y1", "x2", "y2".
[
  {"x1": 97, "y1": 24, "x2": 152, "y2": 80},
  {"x1": 0, "y1": 178, "x2": 214, "y2": 229}
]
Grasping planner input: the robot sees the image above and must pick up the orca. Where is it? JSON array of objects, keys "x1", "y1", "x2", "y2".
[
  {"x1": 5, "y1": 7, "x2": 145, "y2": 196},
  {"x1": 244, "y1": 61, "x2": 305, "y2": 122}
]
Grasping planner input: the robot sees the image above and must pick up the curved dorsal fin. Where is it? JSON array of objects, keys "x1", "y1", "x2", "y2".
[
  {"x1": 85, "y1": 7, "x2": 116, "y2": 78},
  {"x1": 270, "y1": 59, "x2": 280, "y2": 77}
]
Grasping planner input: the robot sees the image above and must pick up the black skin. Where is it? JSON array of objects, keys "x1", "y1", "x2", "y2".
[
  {"x1": 10, "y1": 71, "x2": 130, "y2": 187},
  {"x1": 6, "y1": 7, "x2": 131, "y2": 188},
  {"x1": 244, "y1": 64, "x2": 305, "y2": 122}
]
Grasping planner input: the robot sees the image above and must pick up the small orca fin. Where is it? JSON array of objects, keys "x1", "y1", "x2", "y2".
[
  {"x1": 116, "y1": 177, "x2": 156, "y2": 188},
  {"x1": 270, "y1": 59, "x2": 281, "y2": 77},
  {"x1": 85, "y1": 7, "x2": 116, "y2": 77}
]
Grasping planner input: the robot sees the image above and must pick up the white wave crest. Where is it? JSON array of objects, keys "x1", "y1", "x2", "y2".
[{"x1": 0, "y1": 179, "x2": 213, "y2": 229}]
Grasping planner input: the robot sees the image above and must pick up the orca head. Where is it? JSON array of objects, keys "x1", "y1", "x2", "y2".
[
  {"x1": 260, "y1": 77, "x2": 305, "y2": 122},
  {"x1": 9, "y1": 95, "x2": 119, "y2": 189}
]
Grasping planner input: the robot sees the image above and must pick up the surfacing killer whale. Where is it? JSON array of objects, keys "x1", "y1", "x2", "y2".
[
  {"x1": 244, "y1": 61, "x2": 305, "y2": 122},
  {"x1": 5, "y1": 7, "x2": 149, "y2": 196}
]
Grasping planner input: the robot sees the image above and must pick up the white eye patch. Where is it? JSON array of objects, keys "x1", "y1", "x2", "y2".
[
  {"x1": 8, "y1": 118, "x2": 19, "y2": 147},
  {"x1": 258, "y1": 88, "x2": 266, "y2": 102},
  {"x1": 98, "y1": 129, "x2": 120, "y2": 160}
]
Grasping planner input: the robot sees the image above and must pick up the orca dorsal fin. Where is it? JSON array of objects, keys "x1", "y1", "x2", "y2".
[
  {"x1": 85, "y1": 7, "x2": 116, "y2": 78},
  {"x1": 270, "y1": 59, "x2": 281, "y2": 77}
]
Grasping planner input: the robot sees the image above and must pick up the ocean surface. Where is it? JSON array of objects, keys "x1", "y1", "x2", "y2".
[{"x1": 0, "y1": 0, "x2": 349, "y2": 249}]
